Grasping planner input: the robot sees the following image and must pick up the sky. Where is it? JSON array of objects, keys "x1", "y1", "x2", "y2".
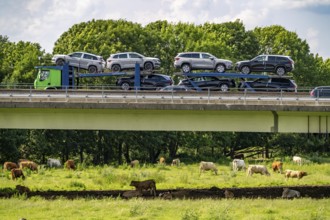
[{"x1": 1, "y1": 0, "x2": 330, "y2": 59}]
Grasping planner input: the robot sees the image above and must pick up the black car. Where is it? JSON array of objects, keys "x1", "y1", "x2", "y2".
[
  {"x1": 310, "y1": 86, "x2": 330, "y2": 98},
  {"x1": 116, "y1": 74, "x2": 173, "y2": 90},
  {"x1": 235, "y1": 55, "x2": 294, "y2": 76},
  {"x1": 239, "y1": 77, "x2": 297, "y2": 92},
  {"x1": 178, "y1": 76, "x2": 236, "y2": 92}
]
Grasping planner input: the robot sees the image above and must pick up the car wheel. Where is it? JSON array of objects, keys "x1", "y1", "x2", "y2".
[
  {"x1": 241, "y1": 66, "x2": 251, "y2": 74},
  {"x1": 112, "y1": 64, "x2": 121, "y2": 72},
  {"x1": 88, "y1": 65, "x2": 97, "y2": 73},
  {"x1": 56, "y1": 59, "x2": 65, "y2": 66},
  {"x1": 216, "y1": 64, "x2": 226, "y2": 73},
  {"x1": 276, "y1": 67, "x2": 286, "y2": 76},
  {"x1": 219, "y1": 83, "x2": 229, "y2": 92},
  {"x1": 120, "y1": 82, "x2": 130, "y2": 90},
  {"x1": 144, "y1": 62, "x2": 154, "y2": 71},
  {"x1": 181, "y1": 64, "x2": 191, "y2": 73}
]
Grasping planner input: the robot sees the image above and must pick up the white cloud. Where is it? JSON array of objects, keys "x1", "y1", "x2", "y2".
[{"x1": 306, "y1": 28, "x2": 320, "y2": 54}]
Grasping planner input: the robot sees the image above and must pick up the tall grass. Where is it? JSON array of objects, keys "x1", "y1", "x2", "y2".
[{"x1": 0, "y1": 197, "x2": 328, "y2": 220}]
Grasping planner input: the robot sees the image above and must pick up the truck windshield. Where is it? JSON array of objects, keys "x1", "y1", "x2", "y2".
[{"x1": 39, "y1": 70, "x2": 50, "y2": 81}]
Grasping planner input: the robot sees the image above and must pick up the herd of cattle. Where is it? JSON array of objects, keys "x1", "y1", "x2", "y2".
[
  {"x1": 3, "y1": 158, "x2": 76, "y2": 180},
  {"x1": 3, "y1": 156, "x2": 308, "y2": 199}
]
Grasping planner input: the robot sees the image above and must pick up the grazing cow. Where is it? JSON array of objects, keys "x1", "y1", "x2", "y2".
[
  {"x1": 130, "y1": 160, "x2": 139, "y2": 168},
  {"x1": 122, "y1": 190, "x2": 143, "y2": 199},
  {"x1": 3, "y1": 162, "x2": 18, "y2": 171},
  {"x1": 20, "y1": 161, "x2": 38, "y2": 172},
  {"x1": 199, "y1": 161, "x2": 218, "y2": 175},
  {"x1": 16, "y1": 185, "x2": 30, "y2": 194},
  {"x1": 159, "y1": 157, "x2": 166, "y2": 165},
  {"x1": 293, "y1": 156, "x2": 302, "y2": 166},
  {"x1": 47, "y1": 158, "x2": 61, "y2": 168},
  {"x1": 171, "y1": 158, "x2": 180, "y2": 166},
  {"x1": 65, "y1": 159, "x2": 75, "y2": 170},
  {"x1": 11, "y1": 168, "x2": 25, "y2": 180},
  {"x1": 282, "y1": 188, "x2": 300, "y2": 199},
  {"x1": 247, "y1": 165, "x2": 270, "y2": 176},
  {"x1": 159, "y1": 191, "x2": 173, "y2": 200},
  {"x1": 272, "y1": 161, "x2": 283, "y2": 174},
  {"x1": 130, "y1": 179, "x2": 157, "y2": 196},
  {"x1": 285, "y1": 170, "x2": 307, "y2": 179},
  {"x1": 224, "y1": 190, "x2": 234, "y2": 198},
  {"x1": 232, "y1": 159, "x2": 246, "y2": 171}
]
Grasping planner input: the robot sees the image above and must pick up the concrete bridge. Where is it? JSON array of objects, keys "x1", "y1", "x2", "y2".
[{"x1": 1, "y1": 90, "x2": 330, "y2": 133}]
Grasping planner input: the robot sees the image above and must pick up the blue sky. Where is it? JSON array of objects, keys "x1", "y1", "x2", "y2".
[{"x1": 1, "y1": 0, "x2": 330, "y2": 59}]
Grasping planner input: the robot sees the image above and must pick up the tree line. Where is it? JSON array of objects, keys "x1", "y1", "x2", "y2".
[
  {"x1": 0, "y1": 19, "x2": 330, "y2": 165},
  {"x1": 0, "y1": 130, "x2": 328, "y2": 166}
]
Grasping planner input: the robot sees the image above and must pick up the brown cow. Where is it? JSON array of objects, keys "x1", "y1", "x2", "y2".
[
  {"x1": 20, "y1": 161, "x2": 38, "y2": 172},
  {"x1": 11, "y1": 168, "x2": 25, "y2": 180},
  {"x1": 272, "y1": 161, "x2": 283, "y2": 174},
  {"x1": 159, "y1": 157, "x2": 166, "y2": 165},
  {"x1": 130, "y1": 179, "x2": 157, "y2": 196},
  {"x1": 65, "y1": 159, "x2": 75, "y2": 170},
  {"x1": 224, "y1": 190, "x2": 234, "y2": 198},
  {"x1": 3, "y1": 162, "x2": 18, "y2": 171},
  {"x1": 130, "y1": 160, "x2": 139, "y2": 168},
  {"x1": 16, "y1": 185, "x2": 30, "y2": 194},
  {"x1": 285, "y1": 170, "x2": 307, "y2": 179}
]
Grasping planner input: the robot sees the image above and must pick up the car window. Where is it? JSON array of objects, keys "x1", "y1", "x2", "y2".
[
  {"x1": 129, "y1": 53, "x2": 142, "y2": 58},
  {"x1": 180, "y1": 53, "x2": 191, "y2": 58},
  {"x1": 83, "y1": 54, "x2": 95, "y2": 60},
  {"x1": 204, "y1": 76, "x2": 217, "y2": 81},
  {"x1": 276, "y1": 57, "x2": 288, "y2": 62},
  {"x1": 191, "y1": 53, "x2": 200, "y2": 58},
  {"x1": 70, "y1": 53, "x2": 82, "y2": 58},
  {"x1": 118, "y1": 54, "x2": 128, "y2": 59},
  {"x1": 255, "y1": 78, "x2": 269, "y2": 83},
  {"x1": 253, "y1": 56, "x2": 266, "y2": 62},
  {"x1": 201, "y1": 53, "x2": 211, "y2": 59},
  {"x1": 268, "y1": 56, "x2": 276, "y2": 62},
  {"x1": 112, "y1": 55, "x2": 119, "y2": 59},
  {"x1": 39, "y1": 70, "x2": 50, "y2": 81}
]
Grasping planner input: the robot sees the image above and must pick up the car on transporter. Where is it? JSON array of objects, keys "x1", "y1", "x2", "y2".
[
  {"x1": 178, "y1": 75, "x2": 236, "y2": 92},
  {"x1": 174, "y1": 52, "x2": 233, "y2": 73},
  {"x1": 116, "y1": 74, "x2": 173, "y2": 90},
  {"x1": 106, "y1": 52, "x2": 161, "y2": 72},
  {"x1": 52, "y1": 52, "x2": 105, "y2": 73},
  {"x1": 239, "y1": 77, "x2": 297, "y2": 92},
  {"x1": 235, "y1": 55, "x2": 294, "y2": 76}
]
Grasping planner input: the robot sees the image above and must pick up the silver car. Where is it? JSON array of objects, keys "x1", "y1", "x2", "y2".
[
  {"x1": 52, "y1": 52, "x2": 105, "y2": 73},
  {"x1": 174, "y1": 52, "x2": 232, "y2": 73},
  {"x1": 106, "y1": 52, "x2": 161, "y2": 72}
]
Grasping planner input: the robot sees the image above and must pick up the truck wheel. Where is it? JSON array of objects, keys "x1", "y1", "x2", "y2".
[
  {"x1": 219, "y1": 83, "x2": 229, "y2": 92},
  {"x1": 120, "y1": 82, "x2": 130, "y2": 90},
  {"x1": 112, "y1": 64, "x2": 121, "y2": 72},
  {"x1": 181, "y1": 64, "x2": 191, "y2": 73},
  {"x1": 56, "y1": 59, "x2": 65, "y2": 66},
  {"x1": 144, "y1": 62, "x2": 154, "y2": 71},
  {"x1": 276, "y1": 67, "x2": 286, "y2": 76},
  {"x1": 88, "y1": 65, "x2": 97, "y2": 73},
  {"x1": 241, "y1": 66, "x2": 251, "y2": 74},
  {"x1": 215, "y1": 64, "x2": 226, "y2": 73}
]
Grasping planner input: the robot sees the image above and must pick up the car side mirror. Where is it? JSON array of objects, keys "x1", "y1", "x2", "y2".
[{"x1": 210, "y1": 57, "x2": 214, "y2": 60}]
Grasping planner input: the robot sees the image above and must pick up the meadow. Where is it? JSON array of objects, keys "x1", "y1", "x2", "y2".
[
  {"x1": 1, "y1": 160, "x2": 330, "y2": 219},
  {"x1": 1, "y1": 160, "x2": 330, "y2": 191}
]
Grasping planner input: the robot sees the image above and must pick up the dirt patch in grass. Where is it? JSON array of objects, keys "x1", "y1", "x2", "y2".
[{"x1": 0, "y1": 185, "x2": 329, "y2": 200}]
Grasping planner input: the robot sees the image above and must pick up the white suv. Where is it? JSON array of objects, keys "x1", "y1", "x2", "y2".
[
  {"x1": 52, "y1": 52, "x2": 105, "y2": 73},
  {"x1": 106, "y1": 52, "x2": 161, "y2": 72},
  {"x1": 174, "y1": 52, "x2": 232, "y2": 73}
]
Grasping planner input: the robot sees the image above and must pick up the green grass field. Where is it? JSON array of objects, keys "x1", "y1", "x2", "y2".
[
  {"x1": 1, "y1": 161, "x2": 330, "y2": 191},
  {"x1": 1, "y1": 161, "x2": 329, "y2": 219},
  {"x1": 0, "y1": 197, "x2": 329, "y2": 220}
]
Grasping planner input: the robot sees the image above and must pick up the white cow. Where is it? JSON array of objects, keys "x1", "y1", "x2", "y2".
[
  {"x1": 199, "y1": 161, "x2": 218, "y2": 175},
  {"x1": 232, "y1": 159, "x2": 246, "y2": 171},
  {"x1": 47, "y1": 158, "x2": 61, "y2": 168},
  {"x1": 293, "y1": 156, "x2": 302, "y2": 166},
  {"x1": 247, "y1": 165, "x2": 270, "y2": 176},
  {"x1": 282, "y1": 188, "x2": 300, "y2": 199}
]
